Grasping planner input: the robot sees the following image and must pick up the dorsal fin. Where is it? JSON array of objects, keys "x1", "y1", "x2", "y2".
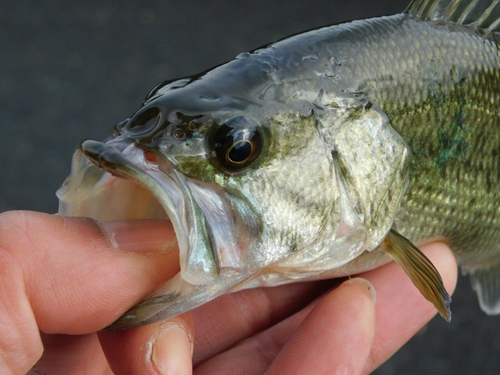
[{"x1": 407, "y1": 0, "x2": 500, "y2": 33}]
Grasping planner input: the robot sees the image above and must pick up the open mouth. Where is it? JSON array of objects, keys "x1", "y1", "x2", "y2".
[
  {"x1": 57, "y1": 138, "x2": 229, "y2": 283},
  {"x1": 57, "y1": 139, "x2": 188, "y2": 254},
  {"x1": 57, "y1": 138, "x2": 250, "y2": 329}
]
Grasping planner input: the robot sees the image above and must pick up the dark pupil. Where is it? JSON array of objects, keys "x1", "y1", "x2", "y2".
[{"x1": 228, "y1": 141, "x2": 252, "y2": 163}]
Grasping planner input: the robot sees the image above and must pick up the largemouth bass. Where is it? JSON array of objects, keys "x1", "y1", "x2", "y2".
[{"x1": 57, "y1": 0, "x2": 500, "y2": 330}]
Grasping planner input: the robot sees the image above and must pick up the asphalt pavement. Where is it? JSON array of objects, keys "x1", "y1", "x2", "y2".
[{"x1": 1, "y1": 0, "x2": 500, "y2": 373}]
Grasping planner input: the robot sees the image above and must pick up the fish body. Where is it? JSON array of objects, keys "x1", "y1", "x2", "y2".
[{"x1": 57, "y1": 0, "x2": 500, "y2": 329}]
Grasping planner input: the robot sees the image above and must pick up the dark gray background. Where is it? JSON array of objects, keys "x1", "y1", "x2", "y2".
[{"x1": 2, "y1": 0, "x2": 500, "y2": 373}]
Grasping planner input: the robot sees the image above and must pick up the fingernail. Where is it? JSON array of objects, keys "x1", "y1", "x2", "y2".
[
  {"x1": 99, "y1": 219, "x2": 177, "y2": 253},
  {"x1": 151, "y1": 324, "x2": 193, "y2": 375},
  {"x1": 343, "y1": 278, "x2": 376, "y2": 303}
]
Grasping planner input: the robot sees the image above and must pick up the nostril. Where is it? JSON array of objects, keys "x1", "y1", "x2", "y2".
[{"x1": 129, "y1": 106, "x2": 161, "y2": 129}]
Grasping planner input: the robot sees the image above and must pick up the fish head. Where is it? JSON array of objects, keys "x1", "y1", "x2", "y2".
[
  {"x1": 59, "y1": 78, "x2": 338, "y2": 274},
  {"x1": 57, "y1": 57, "x2": 411, "y2": 329}
]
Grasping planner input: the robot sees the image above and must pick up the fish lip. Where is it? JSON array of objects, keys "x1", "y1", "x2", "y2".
[{"x1": 78, "y1": 139, "x2": 190, "y2": 272}]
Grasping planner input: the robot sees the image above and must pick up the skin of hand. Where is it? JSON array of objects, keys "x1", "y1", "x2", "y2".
[{"x1": 0, "y1": 211, "x2": 458, "y2": 375}]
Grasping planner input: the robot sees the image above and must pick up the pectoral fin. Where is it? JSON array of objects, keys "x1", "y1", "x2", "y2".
[{"x1": 379, "y1": 230, "x2": 452, "y2": 321}]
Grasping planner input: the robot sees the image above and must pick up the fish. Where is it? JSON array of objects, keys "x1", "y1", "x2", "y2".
[{"x1": 57, "y1": 0, "x2": 500, "y2": 330}]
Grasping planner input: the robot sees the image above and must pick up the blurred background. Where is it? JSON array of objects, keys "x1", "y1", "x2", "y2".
[{"x1": 2, "y1": 0, "x2": 500, "y2": 373}]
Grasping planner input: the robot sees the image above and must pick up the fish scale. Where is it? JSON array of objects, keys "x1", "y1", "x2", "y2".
[{"x1": 338, "y1": 15, "x2": 500, "y2": 267}]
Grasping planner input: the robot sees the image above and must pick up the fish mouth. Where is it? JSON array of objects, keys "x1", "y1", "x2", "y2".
[
  {"x1": 58, "y1": 138, "x2": 264, "y2": 329},
  {"x1": 57, "y1": 139, "x2": 243, "y2": 288}
]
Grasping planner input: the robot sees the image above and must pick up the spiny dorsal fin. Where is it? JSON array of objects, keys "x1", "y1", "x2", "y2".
[
  {"x1": 379, "y1": 229, "x2": 452, "y2": 321},
  {"x1": 407, "y1": 0, "x2": 500, "y2": 33}
]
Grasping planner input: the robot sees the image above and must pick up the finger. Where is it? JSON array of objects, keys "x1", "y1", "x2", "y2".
[
  {"x1": 0, "y1": 211, "x2": 178, "y2": 373},
  {"x1": 194, "y1": 243, "x2": 457, "y2": 375},
  {"x1": 265, "y1": 278, "x2": 376, "y2": 375},
  {"x1": 192, "y1": 279, "x2": 337, "y2": 364},
  {"x1": 194, "y1": 278, "x2": 375, "y2": 375},
  {"x1": 361, "y1": 241, "x2": 458, "y2": 374},
  {"x1": 99, "y1": 313, "x2": 194, "y2": 375},
  {"x1": 0, "y1": 211, "x2": 179, "y2": 333},
  {"x1": 104, "y1": 268, "x2": 337, "y2": 373}
]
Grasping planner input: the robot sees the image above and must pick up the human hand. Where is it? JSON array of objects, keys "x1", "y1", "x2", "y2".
[{"x1": 0, "y1": 211, "x2": 457, "y2": 375}]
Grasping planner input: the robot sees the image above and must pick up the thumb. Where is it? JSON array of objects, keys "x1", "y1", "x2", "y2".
[{"x1": 0, "y1": 211, "x2": 179, "y2": 371}]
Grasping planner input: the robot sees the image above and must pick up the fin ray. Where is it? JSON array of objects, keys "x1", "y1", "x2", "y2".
[
  {"x1": 407, "y1": 0, "x2": 500, "y2": 33},
  {"x1": 380, "y1": 230, "x2": 452, "y2": 321}
]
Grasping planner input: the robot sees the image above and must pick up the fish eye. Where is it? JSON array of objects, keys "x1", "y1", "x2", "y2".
[{"x1": 213, "y1": 117, "x2": 262, "y2": 171}]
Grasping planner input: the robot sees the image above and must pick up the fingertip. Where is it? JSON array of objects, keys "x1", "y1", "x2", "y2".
[
  {"x1": 342, "y1": 277, "x2": 377, "y2": 304},
  {"x1": 151, "y1": 323, "x2": 193, "y2": 375},
  {"x1": 99, "y1": 219, "x2": 178, "y2": 254},
  {"x1": 99, "y1": 314, "x2": 194, "y2": 375}
]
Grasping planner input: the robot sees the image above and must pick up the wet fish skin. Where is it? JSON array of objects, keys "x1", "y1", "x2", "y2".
[
  {"x1": 358, "y1": 15, "x2": 500, "y2": 264},
  {"x1": 57, "y1": 0, "x2": 500, "y2": 328},
  {"x1": 365, "y1": 16, "x2": 500, "y2": 315}
]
